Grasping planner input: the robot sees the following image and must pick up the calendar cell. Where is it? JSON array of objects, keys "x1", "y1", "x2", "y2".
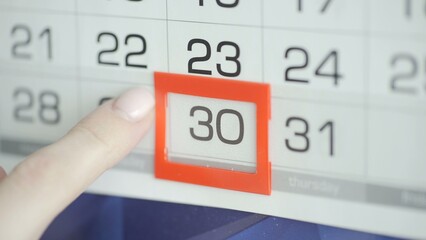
[
  {"x1": 80, "y1": 80, "x2": 155, "y2": 153},
  {"x1": 77, "y1": 0, "x2": 166, "y2": 20},
  {"x1": 167, "y1": 0, "x2": 261, "y2": 26},
  {"x1": 370, "y1": 0, "x2": 426, "y2": 36},
  {"x1": 0, "y1": 0, "x2": 75, "y2": 12},
  {"x1": 369, "y1": 36, "x2": 426, "y2": 109},
  {"x1": 78, "y1": 16, "x2": 168, "y2": 83},
  {"x1": 264, "y1": 29, "x2": 365, "y2": 98},
  {"x1": 270, "y1": 98, "x2": 365, "y2": 176},
  {"x1": 167, "y1": 94, "x2": 257, "y2": 173},
  {"x1": 0, "y1": 74, "x2": 79, "y2": 152},
  {"x1": 367, "y1": 109, "x2": 426, "y2": 187},
  {"x1": 0, "y1": 11, "x2": 77, "y2": 77},
  {"x1": 264, "y1": 0, "x2": 365, "y2": 32},
  {"x1": 168, "y1": 21, "x2": 262, "y2": 82}
]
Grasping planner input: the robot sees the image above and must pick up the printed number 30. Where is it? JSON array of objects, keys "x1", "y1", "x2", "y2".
[{"x1": 190, "y1": 106, "x2": 244, "y2": 145}]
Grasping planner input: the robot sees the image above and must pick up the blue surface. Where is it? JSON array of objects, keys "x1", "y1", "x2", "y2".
[{"x1": 42, "y1": 193, "x2": 403, "y2": 240}]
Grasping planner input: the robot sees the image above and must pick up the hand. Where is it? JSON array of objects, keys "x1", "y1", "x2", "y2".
[{"x1": 0, "y1": 88, "x2": 155, "y2": 239}]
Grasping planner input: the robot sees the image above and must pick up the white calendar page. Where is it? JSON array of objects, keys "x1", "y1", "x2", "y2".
[{"x1": 0, "y1": 0, "x2": 425, "y2": 238}]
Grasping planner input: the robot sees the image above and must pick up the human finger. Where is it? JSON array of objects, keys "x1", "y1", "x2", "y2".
[{"x1": 0, "y1": 88, "x2": 154, "y2": 240}]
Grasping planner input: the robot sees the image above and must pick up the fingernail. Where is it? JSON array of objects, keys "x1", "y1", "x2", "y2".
[{"x1": 112, "y1": 88, "x2": 155, "y2": 123}]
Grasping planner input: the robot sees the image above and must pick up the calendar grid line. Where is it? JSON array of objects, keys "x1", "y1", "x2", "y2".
[
  {"x1": 74, "y1": 0, "x2": 82, "y2": 126},
  {"x1": 363, "y1": 0, "x2": 371, "y2": 180},
  {"x1": 166, "y1": 0, "x2": 170, "y2": 72}
]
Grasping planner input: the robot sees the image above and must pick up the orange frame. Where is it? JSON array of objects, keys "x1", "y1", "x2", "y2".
[{"x1": 154, "y1": 72, "x2": 271, "y2": 195}]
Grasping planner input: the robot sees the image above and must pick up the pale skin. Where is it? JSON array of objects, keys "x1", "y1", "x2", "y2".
[{"x1": 0, "y1": 88, "x2": 155, "y2": 239}]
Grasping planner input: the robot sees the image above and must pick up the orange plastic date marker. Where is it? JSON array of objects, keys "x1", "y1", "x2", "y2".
[{"x1": 154, "y1": 72, "x2": 271, "y2": 195}]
